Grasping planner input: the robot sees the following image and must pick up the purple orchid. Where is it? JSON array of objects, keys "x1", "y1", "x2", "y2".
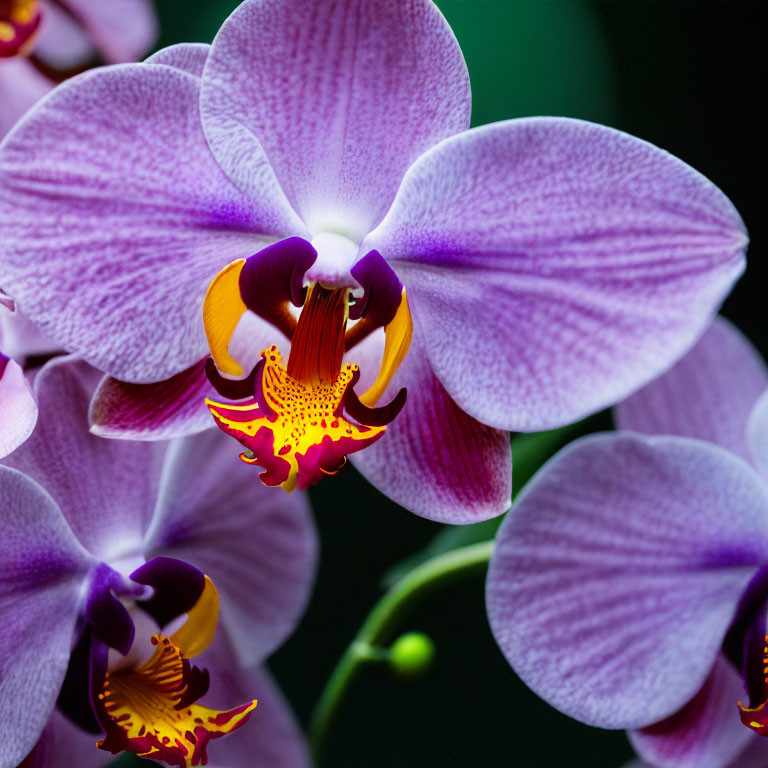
[
  {"x1": 0, "y1": 0, "x2": 158, "y2": 139},
  {"x1": 486, "y1": 317, "x2": 768, "y2": 768},
  {"x1": 0, "y1": 0, "x2": 748, "y2": 522},
  {"x1": 0, "y1": 356, "x2": 315, "y2": 768}
]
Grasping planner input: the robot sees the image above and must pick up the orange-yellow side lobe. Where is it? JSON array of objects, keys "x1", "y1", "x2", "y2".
[
  {"x1": 360, "y1": 289, "x2": 412, "y2": 407},
  {"x1": 203, "y1": 259, "x2": 247, "y2": 377},
  {"x1": 206, "y1": 346, "x2": 385, "y2": 493},
  {"x1": 97, "y1": 634, "x2": 256, "y2": 767},
  {"x1": 169, "y1": 576, "x2": 219, "y2": 658}
]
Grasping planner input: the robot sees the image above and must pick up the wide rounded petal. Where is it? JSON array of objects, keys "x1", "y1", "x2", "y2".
[
  {"x1": 349, "y1": 329, "x2": 511, "y2": 523},
  {"x1": 55, "y1": 0, "x2": 158, "y2": 63},
  {"x1": 0, "y1": 353, "x2": 37, "y2": 458},
  {"x1": 486, "y1": 432, "x2": 768, "y2": 729},
  {"x1": 629, "y1": 655, "x2": 754, "y2": 768},
  {"x1": 0, "y1": 59, "x2": 52, "y2": 139},
  {"x1": 3, "y1": 356, "x2": 167, "y2": 560},
  {"x1": 144, "y1": 427, "x2": 318, "y2": 666},
  {"x1": 146, "y1": 43, "x2": 210, "y2": 77},
  {"x1": 201, "y1": 634, "x2": 310, "y2": 768},
  {"x1": 0, "y1": 467, "x2": 93, "y2": 767},
  {"x1": 0, "y1": 64, "x2": 302, "y2": 383},
  {"x1": 617, "y1": 317, "x2": 768, "y2": 464},
  {"x1": 365, "y1": 118, "x2": 747, "y2": 431},
  {"x1": 200, "y1": 0, "x2": 470, "y2": 239}
]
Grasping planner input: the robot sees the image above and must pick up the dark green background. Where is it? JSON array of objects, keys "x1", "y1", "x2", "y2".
[{"x1": 115, "y1": 1, "x2": 767, "y2": 766}]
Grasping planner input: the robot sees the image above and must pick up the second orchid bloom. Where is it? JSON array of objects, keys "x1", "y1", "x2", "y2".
[
  {"x1": 0, "y1": 357, "x2": 316, "y2": 768},
  {"x1": 487, "y1": 319, "x2": 768, "y2": 768}
]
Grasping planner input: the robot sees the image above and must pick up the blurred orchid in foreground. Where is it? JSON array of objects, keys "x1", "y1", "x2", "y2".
[
  {"x1": 0, "y1": 0, "x2": 157, "y2": 138},
  {"x1": 0, "y1": 357, "x2": 315, "y2": 768},
  {"x1": 487, "y1": 317, "x2": 768, "y2": 768},
  {"x1": 0, "y1": 0, "x2": 748, "y2": 521}
]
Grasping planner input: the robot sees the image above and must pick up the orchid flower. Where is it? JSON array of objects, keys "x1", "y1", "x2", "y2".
[
  {"x1": 0, "y1": 0, "x2": 157, "y2": 139},
  {"x1": 486, "y1": 317, "x2": 768, "y2": 768},
  {"x1": 0, "y1": 0, "x2": 747, "y2": 522},
  {"x1": 0, "y1": 356, "x2": 316, "y2": 768}
]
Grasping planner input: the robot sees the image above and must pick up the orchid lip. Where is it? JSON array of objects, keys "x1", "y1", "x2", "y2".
[
  {"x1": 0, "y1": 0, "x2": 42, "y2": 58},
  {"x1": 86, "y1": 569, "x2": 256, "y2": 767},
  {"x1": 202, "y1": 237, "x2": 413, "y2": 492}
]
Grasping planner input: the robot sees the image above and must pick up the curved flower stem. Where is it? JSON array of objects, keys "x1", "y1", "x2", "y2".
[{"x1": 308, "y1": 539, "x2": 495, "y2": 761}]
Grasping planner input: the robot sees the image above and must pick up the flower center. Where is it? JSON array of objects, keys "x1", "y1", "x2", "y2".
[
  {"x1": 202, "y1": 237, "x2": 412, "y2": 492},
  {"x1": 0, "y1": 0, "x2": 41, "y2": 58}
]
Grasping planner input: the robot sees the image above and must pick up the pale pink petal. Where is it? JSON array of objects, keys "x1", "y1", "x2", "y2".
[{"x1": 0, "y1": 353, "x2": 37, "y2": 458}]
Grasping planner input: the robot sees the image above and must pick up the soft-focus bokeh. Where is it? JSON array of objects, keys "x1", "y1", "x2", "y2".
[{"x1": 108, "y1": 1, "x2": 765, "y2": 765}]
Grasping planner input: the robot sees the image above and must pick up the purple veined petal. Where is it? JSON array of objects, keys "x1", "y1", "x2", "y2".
[
  {"x1": 19, "y1": 709, "x2": 107, "y2": 768},
  {"x1": 200, "y1": 0, "x2": 470, "y2": 240},
  {"x1": 0, "y1": 466, "x2": 94, "y2": 767},
  {"x1": 89, "y1": 360, "x2": 214, "y2": 441},
  {"x1": 3, "y1": 356, "x2": 168, "y2": 560},
  {"x1": 349, "y1": 328, "x2": 511, "y2": 524},
  {"x1": 143, "y1": 427, "x2": 318, "y2": 667},
  {"x1": 747, "y1": 389, "x2": 768, "y2": 485},
  {"x1": 0, "y1": 307, "x2": 60, "y2": 363},
  {"x1": 629, "y1": 655, "x2": 754, "y2": 768},
  {"x1": 53, "y1": 0, "x2": 158, "y2": 63},
  {"x1": 617, "y1": 317, "x2": 768, "y2": 464},
  {"x1": 0, "y1": 352, "x2": 38, "y2": 458},
  {"x1": 34, "y1": 0, "x2": 97, "y2": 70},
  {"x1": 89, "y1": 309, "x2": 277, "y2": 440},
  {"x1": 486, "y1": 432, "x2": 768, "y2": 730},
  {"x1": 364, "y1": 117, "x2": 747, "y2": 432},
  {"x1": 0, "y1": 64, "x2": 305, "y2": 384},
  {"x1": 199, "y1": 632, "x2": 310, "y2": 768},
  {"x1": 145, "y1": 43, "x2": 211, "y2": 78},
  {"x1": 0, "y1": 58, "x2": 53, "y2": 140}
]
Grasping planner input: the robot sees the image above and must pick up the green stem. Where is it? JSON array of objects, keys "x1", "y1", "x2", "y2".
[{"x1": 308, "y1": 540, "x2": 494, "y2": 761}]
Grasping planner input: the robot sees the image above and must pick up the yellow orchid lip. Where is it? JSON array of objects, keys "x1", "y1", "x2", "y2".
[
  {"x1": 93, "y1": 575, "x2": 257, "y2": 768},
  {"x1": 202, "y1": 239, "x2": 411, "y2": 493}
]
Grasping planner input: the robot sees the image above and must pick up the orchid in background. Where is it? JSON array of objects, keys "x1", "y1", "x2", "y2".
[
  {"x1": 0, "y1": 356, "x2": 315, "y2": 768},
  {"x1": 486, "y1": 317, "x2": 768, "y2": 768},
  {"x1": 0, "y1": 312, "x2": 36, "y2": 457},
  {"x1": 0, "y1": 0, "x2": 747, "y2": 522},
  {"x1": 0, "y1": 0, "x2": 157, "y2": 138}
]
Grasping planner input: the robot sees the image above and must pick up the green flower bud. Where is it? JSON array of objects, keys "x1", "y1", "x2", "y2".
[{"x1": 388, "y1": 632, "x2": 435, "y2": 678}]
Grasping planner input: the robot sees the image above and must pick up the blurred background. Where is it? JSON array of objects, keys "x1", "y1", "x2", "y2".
[{"x1": 119, "y1": 1, "x2": 766, "y2": 766}]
